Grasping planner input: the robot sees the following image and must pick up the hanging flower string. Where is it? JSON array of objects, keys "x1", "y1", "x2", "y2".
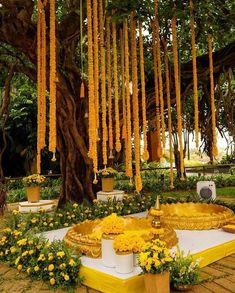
[
  {"x1": 120, "y1": 29, "x2": 127, "y2": 141},
  {"x1": 106, "y1": 16, "x2": 114, "y2": 158},
  {"x1": 93, "y1": 0, "x2": 99, "y2": 132},
  {"x1": 163, "y1": 38, "x2": 174, "y2": 189},
  {"x1": 208, "y1": 32, "x2": 218, "y2": 158},
  {"x1": 124, "y1": 19, "x2": 133, "y2": 179},
  {"x1": 37, "y1": 0, "x2": 47, "y2": 174},
  {"x1": 87, "y1": 0, "x2": 98, "y2": 178},
  {"x1": 139, "y1": 21, "x2": 149, "y2": 161},
  {"x1": 151, "y1": 20, "x2": 162, "y2": 160},
  {"x1": 154, "y1": 0, "x2": 165, "y2": 150},
  {"x1": 130, "y1": 12, "x2": 142, "y2": 193},
  {"x1": 49, "y1": 0, "x2": 57, "y2": 161},
  {"x1": 189, "y1": 0, "x2": 199, "y2": 148},
  {"x1": 99, "y1": 0, "x2": 107, "y2": 166},
  {"x1": 172, "y1": 15, "x2": 185, "y2": 179},
  {"x1": 112, "y1": 20, "x2": 121, "y2": 153}
]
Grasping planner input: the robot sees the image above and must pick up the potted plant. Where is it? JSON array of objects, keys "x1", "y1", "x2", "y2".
[
  {"x1": 139, "y1": 239, "x2": 173, "y2": 293},
  {"x1": 22, "y1": 174, "x2": 46, "y2": 203},
  {"x1": 113, "y1": 234, "x2": 134, "y2": 274},
  {"x1": 170, "y1": 247, "x2": 201, "y2": 291},
  {"x1": 98, "y1": 167, "x2": 116, "y2": 192},
  {"x1": 101, "y1": 213, "x2": 124, "y2": 268}
]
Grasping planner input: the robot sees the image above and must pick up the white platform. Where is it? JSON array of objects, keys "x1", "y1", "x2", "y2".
[
  {"x1": 41, "y1": 216, "x2": 235, "y2": 279},
  {"x1": 19, "y1": 200, "x2": 55, "y2": 213},
  {"x1": 97, "y1": 190, "x2": 125, "y2": 201}
]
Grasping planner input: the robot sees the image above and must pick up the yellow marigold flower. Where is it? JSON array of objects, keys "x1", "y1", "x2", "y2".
[
  {"x1": 58, "y1": 213, "x2": 63, "y2": 217},
  {"x1": 48, "y1": 255, "x2": 54, "y2": 261},
  {"x1": 34, "y1": 266, "x2": 39, "y2": 272},
  {"x1": 10, "y1": 247, "x2": 16, "y2": 253},
  {"x1": 15, "y1": 257, "x2": 20, "y2": 265},
  {"x1": 73, "y1": 203, "x2": 78, "y2": 208},
  {"x1": 49, "y1": 223, "x2": 54, "y2": 228},
  {"x1": 69, "y1": 259, "x2": 76, "y2": 266},
  {"x1": 22, "y1": 250, "x2": 29, "y2": 257},
  {"x1": 49, "y1": 272, "x2": 54, "y2": 276},
  {"x1": 17, "y1": 238, "x2": 27, "y2": 246},
  {"x1": 57, "y1": 251, "x2": 65, "y2": 258},
  {"x1": 64, "y1": 274, "x2": 70, "y2": 281},
  {"x1": 4, "y1": 228, "x2": 12, "y2": 233},
  {"x1": 48, "y1": 264, "x2": 54, "y2": 271},
  {"x1": 29, "y1": 250, "x2": 34, "y2": 255},
  {"x1": 59, "y1": 263, "x2": 66, "y2": 269},
  {"x1": 43, "y1": 222, "x2": 48, "y2": 226},
  {"x1": 26, "y1": 268, "x2": 31, "y2": 274},
  {"x1": 31, "y1": 218, "x2": 37, "y2": 224},
  {"x1": 50, "y1": 278, "x2": 56, "y2": 285},
  {"x1": 64, "y1": 223, "x2": 68, "y2": 227},
  {"x1": 17, "y1": 264, "x2": 22, "y2": 271},
  {"x1": 12, "y1": 210, "x2": 19, "y2": 215}
]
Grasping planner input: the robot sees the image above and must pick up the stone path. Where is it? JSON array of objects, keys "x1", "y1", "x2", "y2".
[{"x1": 0, "y1": 254, "x2": 235, "y2": 292}]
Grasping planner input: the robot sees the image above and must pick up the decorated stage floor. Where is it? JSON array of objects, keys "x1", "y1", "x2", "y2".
[{"x1": 42, "y1": 217, "x2": 235, "y2": 293}]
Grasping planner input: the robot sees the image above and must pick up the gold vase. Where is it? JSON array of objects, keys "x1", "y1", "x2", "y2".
[
  {"x1": 101, "y1": 177, "x2": 114, "y2": 192},
  {"x1": 26, "y1": 186, "x2": 41, "y2": 203},
  {"x1": 144, "y1": 271, "x2": 170, "y2": 293}
]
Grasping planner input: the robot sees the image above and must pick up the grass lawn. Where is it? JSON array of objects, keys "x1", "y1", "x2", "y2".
[{"x1": 162, "y1": 186, "x2": 235, "y2": 202}]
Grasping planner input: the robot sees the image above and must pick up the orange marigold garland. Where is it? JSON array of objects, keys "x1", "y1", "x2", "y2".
[
  {"x1": 87, "y1": 0, "x2": 98, "y2": 176},
  {"x1": 49, "y1": 0, "x2": 57, "y2": 161},
  {"x1": 130, "y1": 12, "x2": 142, "y2": 192},
  {"x1": 139, "y1": 21, "x2": 149, "y2": 161},
  {"x1": 37, "y1": 0, "x2": 47, "y2": 174},
  {"x1": 124, "y1": 19, "x2": 133, "y2": 179},
  {"x1": 172, "y1": 15, "x2": 184, "y2": 179},
  {"x1": 154, "y1": 0, "x2": 165, "y2": 150},
  {"x1": 106, "y1": 16, "x2": 114, "y2": 158},
  {"x1": 120, "y1": 29, "x2": 127, "y2": 142},
  {"x1": 99, "y1": 0, "x2": 107, "y2": 165},
  {"x1": 151, "y1": 20, "x2": 162, "y2": 160},
  {"x1": 112, "y1": 20, "x2": 121, "y2": 153},
  {"x1": 93, "y1": 0, "x2": 99, "y2": 131},
  {"x1": 163, "y1": 38, "x2": 174, "y2": 189},
  {"x1": 189, "y1": 0, "x2": 199, "y2": 148},
  {"x1": 208, "y1": 32, "x2": 218, "y2": 158}
]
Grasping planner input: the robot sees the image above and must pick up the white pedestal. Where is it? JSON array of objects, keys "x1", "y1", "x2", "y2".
[
  {"x1": 19, "y1": 200, "x2": 55, "y2": 213},
  {"x1": 97, "y1": 190, "x2": 125, "y2": 201}
]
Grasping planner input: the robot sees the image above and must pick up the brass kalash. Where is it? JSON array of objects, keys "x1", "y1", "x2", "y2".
[
  {"x1": 64, "y1": 197, "x2": 234, "y2": 258},
  {"x1": 64, "y1": 196, "x2": 178, "y2": 258}
]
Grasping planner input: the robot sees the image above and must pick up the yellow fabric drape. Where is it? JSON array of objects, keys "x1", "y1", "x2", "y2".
[
  {"x1": 130, "y1": 12, "x2": 142, "y2": 193},
  {"x1": 189, "y1": 0, "x2": 199, "y2": 148},
  {"x1": 163, "y1": 38, "x2": 174, "y2": 189},
  {"x1": 171, "y1": 15, "x2": 184, "y2": 179},
  {"x1": 124, "y1": 19, "x2": 133, "y2": 179},
  {"x1": 49, "y1": 0, "x2": 57, "y2": 160},
  {"x1": 208, "y1": 33, "x2": 218, "y2": 158},
  {"x1": 154, "y1": 0, "x2": 165, "y2": 150},
  {"x1": 106, "y1": 16, "x2": 114, "y2": 158},
  {"x1": 151, "y1": 20, "x2": 162, "y2": 160},
  {"x1": 99, "y1": 0, "x2": 107, "y2": 166},
  {"x1": 87, "y1": 0, "x2": 98, "y2": 175},
  {"x1": 139, "y1": 21, "x2": 149, "y2": 161},
  {"x1": 112, "y1": 21, "x2": 121, "y2": 153}
]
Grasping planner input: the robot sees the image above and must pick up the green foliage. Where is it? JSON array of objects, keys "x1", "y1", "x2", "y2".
[
  {"x1": 220, "y1": 155, "x2": 235, "y2": 165},
  {"x1": 170, "y1": 247, "x2": 201, "y2": 287},
  {"x1": 0, "y1": 228, "x2": 82, "y2": 289}
]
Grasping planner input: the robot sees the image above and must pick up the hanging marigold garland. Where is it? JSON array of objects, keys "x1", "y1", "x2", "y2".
[
  {"x1": 106, "y1": 16, "x2": 114, "y2": 158},
  {"x1": 208, "y1": 32, "x2": 218, "y2": 158},
  {"x1": 99, "y1": 0, "x2": 107, "y2": 166},
  {"x1": 87, "y1": 0, "x2": 98, "y2": 177},
  {"x1": 151, "y1": 20, "x2": 162, "y2": 160},
  {"x1": 154, "y1": 0, "x2": 165, "y2": 150},
  {"x1": 112, "y1": 20, "x2": 122, "y2": 153},
  {"x1": 163, "y1": 38, "x2": 174, "y2": 189},
  {"x1": 37, "y1": 0, "x2": 47, "y2": 174},
  {"x1": 172, "y1": 15, "x2": 184, "y2": 179},
  {"x1": 124, "y1": 19, "x2": 133, "y2": 179},
  {"x1": 139, "y1": 21, "x2": 149, "y2": 161},
  {"x1": 189, "y1": 0, "x2": 199, "y2": 148},
  {"x1": 130, "y1": 12, "x2": 142, "y2": 192},
  {"x1": 93, "y1": 0, "x2": 99, "y2": 132},
  {"x1": 120, "y1": 29, "x2": 127, "y2": 141},
  {"x1": 49, "y1": 0, "x2": 57, "y2": 162}
]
